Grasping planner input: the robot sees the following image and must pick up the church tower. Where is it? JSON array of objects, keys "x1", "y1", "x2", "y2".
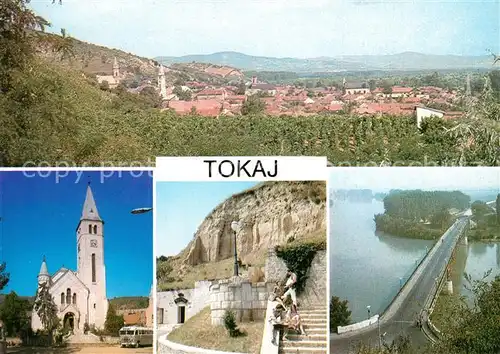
[
  {"x1": 112, "y1": 57, "x2": 120, "y2": 78},
  {"x1": 37, "y1": 256, "x2": 50, "y2": 286},
  {"x1": 76, "y1": 184, "x2": 108, "y2": 329},
  {"x1": 158, "y1": 64, "x2": 167, "y2": 100}
]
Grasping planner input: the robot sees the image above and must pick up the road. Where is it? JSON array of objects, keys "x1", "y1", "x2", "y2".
[
  {"x1": 7, "y1": 345, "x2": 152, "y2": 353},
  {"x1": 330, "y1": 218, "x2": 468, "y2": 354}
]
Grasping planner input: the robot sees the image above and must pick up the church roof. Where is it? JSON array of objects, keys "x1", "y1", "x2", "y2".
[
  {"x1": 38, "y1": 256, "x2": 49, "y2": 276},
  {"x1": 81, "y1": 185, "x2": 102, "y2": 222}
]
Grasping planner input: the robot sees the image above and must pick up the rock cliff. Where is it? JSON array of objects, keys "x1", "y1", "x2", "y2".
[{"x1": 183, "y1": 181, "x2": 326, "y2": 266}]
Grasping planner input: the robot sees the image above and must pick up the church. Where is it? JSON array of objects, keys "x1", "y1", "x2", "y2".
[{"x1": 31, "y1": 184, "x2": 108, "y2": 334}]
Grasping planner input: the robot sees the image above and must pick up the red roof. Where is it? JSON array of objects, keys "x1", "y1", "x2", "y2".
[
  {"x1": 168, "y1": 100, "x2": 221, "y2": 116},
  {"x1": 392, "y1": 86, "x2": 413, "y2": 94},
  {"x1": 328, "y1": 104, "x2": 344, "y2": 112},
  {"x1": 356, "y1": 103, "x2": 415, "y2": 115},
  {"x1": 197, "y1": 88, "x2": 225, "y2": 96}
]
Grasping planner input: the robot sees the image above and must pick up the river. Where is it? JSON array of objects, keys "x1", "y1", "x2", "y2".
[
  {"x1": 451, "y1": 242, "x2": 500, "y2": 301},
  {"x1": 330, "y1": 199, "x2": 434, "y2": 323}
]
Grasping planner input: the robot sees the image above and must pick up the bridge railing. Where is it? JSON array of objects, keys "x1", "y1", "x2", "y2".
[{"x1": 423, "y1": 219, "x2": 468, "y2": 341}]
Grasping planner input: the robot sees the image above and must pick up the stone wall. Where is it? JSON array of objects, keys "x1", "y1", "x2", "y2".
[
  {"x1": 209, "y1": 277, "x2": 272, "y2": 325},
  {"x1": 157, "y1": 281, "x2": 213, "y2": 325},
  {"x1": 302, "y1": 250, "x2": 327, "y2": 305},
  {"x1": 264, "y1": 248, "x2": 288, "y2": 283}
]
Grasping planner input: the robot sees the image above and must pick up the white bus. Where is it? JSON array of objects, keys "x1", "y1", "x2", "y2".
[{"x1": 119, "y1": 326, "x2": 153, "y2": 348}]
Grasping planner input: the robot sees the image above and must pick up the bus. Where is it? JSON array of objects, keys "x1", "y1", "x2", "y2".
[{"x1": 119, "y1": 326, "x2": 153, "y2": 348}]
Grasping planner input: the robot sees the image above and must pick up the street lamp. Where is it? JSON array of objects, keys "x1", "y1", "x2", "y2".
[
  {"x1": 367, "y1": 305, "x2": 371, "y2": 319},
  {"x1": 231, "y1": 221, "x2": 240, "y2": 277},
  {"x1": 131, "y1": 207, "x2": 153, "y2": 214}
]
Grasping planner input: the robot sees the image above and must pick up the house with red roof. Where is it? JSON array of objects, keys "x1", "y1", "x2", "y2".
[{"x1": 167, "y1": 99, "x2": 222, "y2": 116}]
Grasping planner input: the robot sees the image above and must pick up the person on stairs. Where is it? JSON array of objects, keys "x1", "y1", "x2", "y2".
[
  {"x1": 269, "y1": 303, "x2": 286, "y2": 346},
  {"x1": 281, "y1": 270, "x2": 297, "y2": 307},
  {"x1": 287, "y1": 304, "x2": 307, "y2": 336}
]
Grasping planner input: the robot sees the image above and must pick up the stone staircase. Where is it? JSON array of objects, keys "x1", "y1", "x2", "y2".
[{"x1": 279, "y1": 304, "x2": 327, "y2": 354}]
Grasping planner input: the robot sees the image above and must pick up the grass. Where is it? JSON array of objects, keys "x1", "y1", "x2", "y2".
[
  {"x1": 167, "y1": 307, "x2": 263, "y2": 354},
  {"x1": 158, "y1": 258, "x2": 242, "y2": 291},
  {"x1": 430, "y1": 290, "x2": 464, "y2": 330}
]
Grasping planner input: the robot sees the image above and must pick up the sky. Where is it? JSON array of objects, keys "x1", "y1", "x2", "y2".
[
  {"x1": 329, "y1": 167, "x2": 500, "y2": 192},
  {"x1": 0, "y1": 170, "x2": 153, "y2": 298},
  {"x1": 29, "y1": 0, "x2": 499, "y2": 58},
  {"x1": 155, "y1": 182, "x2": 258, "y2": 257}
]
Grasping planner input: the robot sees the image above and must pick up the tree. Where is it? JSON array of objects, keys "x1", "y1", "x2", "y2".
[
  {"x1": 368, "y1": 79, "x2": 377, "y2": 91},
  {"x1": 33, "y1": 283, "x2": 59, "y2": 334},
  {"x1": 0, "y1": 263, "x2": 9, "y2": 291},
  {"x1": 382, "y1": 81, "x2": 393, "y2": 95},
  {"x1": 496, "y1": 194, "x2": 500, "y2": 225},
  {"x1": 330, "y1": 296, "x2": 351, "y2": 333},
  {"x1": 104, "y1": 302, "x2": 124, "y2": 336},
  {"x1": 0, "y1": 291, "x2": 30, "y2": 336},
  {"x1": 173, "y1": 86, "x2": 191, "y2": 101},
  {"x1": 241, "y1": 95, "x2": 265, "y2": 115},
  {"x1": 431, "y1": 209, "x2": 452, "y2": 229},
  {"x1": 235, "y1": 83, "x2": 246, "y2": 95}
]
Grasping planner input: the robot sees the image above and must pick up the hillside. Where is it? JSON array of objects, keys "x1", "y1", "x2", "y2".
[
  {"x1": 36, "y1": 33, "x2": 239, "y2": 86},
  {"x1": 156, "y1": 51, "x2": 493, "y2": 72},
  {"x1": 109, "y1": 296, "x2": 149, "y2": 310},
  {"x1": 157, "y1": 181, "x2": 327, "y2": 290}
]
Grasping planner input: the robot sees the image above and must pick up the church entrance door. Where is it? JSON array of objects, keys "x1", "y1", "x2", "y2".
[
  {"x1": 63, "y1": 312, "x2": 75, "y2": 333},
  {"x1": 178, "y1": 306, "x2": 185, "y2": 324}
]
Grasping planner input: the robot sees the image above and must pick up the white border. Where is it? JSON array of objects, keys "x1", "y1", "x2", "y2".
[
  {"x1": 326, "y1": 176, "x2": 331, "y2": 353},
  {"x1": 153, "y1": 173, "x2": 158, "y2": 353},
  {"x1": 155, "y1": 156, "x2": 328, "y2": 181}
]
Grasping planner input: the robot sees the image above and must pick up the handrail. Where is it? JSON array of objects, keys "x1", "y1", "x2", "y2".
[{"x1": 259, "y1": 300, "x2": 280, "y2": 354}]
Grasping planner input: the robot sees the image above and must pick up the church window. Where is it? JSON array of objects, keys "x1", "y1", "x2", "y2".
[
  {"x1": 92, "y1": 253, "x2": 96, "y2": 282},
  {"x1": 73, "y1": 293, "x2": 76, "y2": 305},
  {"x1": 94, "y1": 303, "x2": 96, "y2": 309},
  {"x1": 66, "y1": 288, "x2": 71, "y2": 304},
  {"x1": 93, "y1": 225, "x2": 97, "y2": 234},
  {"x1": 61, "y1": 293, "x2": 65, "y2": 305},
  {"x1": 89, "y1": 225, "x2": 92, "y2": 234}
]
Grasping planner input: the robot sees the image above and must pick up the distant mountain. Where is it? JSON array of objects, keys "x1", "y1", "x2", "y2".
[{"x1": 156, "y1": 51, "x2": 493, "y2": 73}]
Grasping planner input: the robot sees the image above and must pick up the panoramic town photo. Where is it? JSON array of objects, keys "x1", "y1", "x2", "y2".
[
  {"x1": 0, "y1": 170, "x2": 154, "y2": 353},
  {"x1": 1, "y1": 0, "x2": 499, "y2": 166},
  {"x1": 329, "y1": 167, "x2": 500, "y2": 354},
  {"x1": 155, "y1": 181, "x2": 327, "y2": 353}
]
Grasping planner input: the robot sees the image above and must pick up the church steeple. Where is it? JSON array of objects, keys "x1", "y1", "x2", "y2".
[
  {"x1": 37, "y1": 256, "x2": 50, "y2": 285},
  {"x1": 112, "y1": 57, "x2": 120, "y2": 78},
  {"x1": 158, "y1": 65, "x2": 167, "y2": 100},
  {"x1": 81, "y1": 184, "x2": 101, "y2": 222}
]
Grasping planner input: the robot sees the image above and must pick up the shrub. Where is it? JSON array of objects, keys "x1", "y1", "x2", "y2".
[
  {"x1": 223, "y1": 310, "x2": 242, "y2": 337},
  {"x1": 275, "y1": 241, "x2": 326, "y2": 295}
]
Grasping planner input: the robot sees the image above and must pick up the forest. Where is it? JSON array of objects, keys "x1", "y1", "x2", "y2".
[{"x1": 374, "y1": 190, "x2": 471, "y2": 239}]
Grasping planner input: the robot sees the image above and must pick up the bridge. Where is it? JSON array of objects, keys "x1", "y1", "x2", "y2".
[
  {"x1": 330, "y1": 213, "x2": 471, "y2": 353},
  {"x1": 486, "y1": 200, "x2": 497, "y2": 212}
]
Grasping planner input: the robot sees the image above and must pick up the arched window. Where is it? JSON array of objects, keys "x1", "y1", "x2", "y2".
[
  {"x1": 66, "y1": 288, "x2": 71, "y2": 304},
  {"x1": 88, "y1": 225, "x2": 92, "y2": 234},
  {"x1": 73, "y1": 293, "x2": 77, "y2": 305},
  {"x1": 61, "y1": 293, "x2": 65, "y2": 305},
  {"x1": 92, "y1": 253, "x2": 96, "y2": 283},
  {"x1": 93, "y1": 225, "x2": 97, "y2": 234}
]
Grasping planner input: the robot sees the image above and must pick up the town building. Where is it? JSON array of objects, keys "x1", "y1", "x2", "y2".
[
  {"x1": 96, "y1": 57, "x2": 121, "y2": 89},
  {"x1": 31, "y1": 185, "x2": 108, "y2": 334}
]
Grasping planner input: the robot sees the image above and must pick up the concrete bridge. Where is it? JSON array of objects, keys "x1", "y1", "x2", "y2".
[{"x1": 330, "y1": 213, "x2": 471, "y2": 353}]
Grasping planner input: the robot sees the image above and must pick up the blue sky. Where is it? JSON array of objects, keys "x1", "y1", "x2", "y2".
[
  {"x1": 156, "y1": 182, "x2": 258, "y2": 257},
  {"x1": 0, "y1": 171, "x2": 153, "y2": 298},
  {"x1": 29, "y1": 0, "x2": 499, "y2": 58},
  {"x1": 329, "y1": 167, "x2": 500, "y2": 192}
]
